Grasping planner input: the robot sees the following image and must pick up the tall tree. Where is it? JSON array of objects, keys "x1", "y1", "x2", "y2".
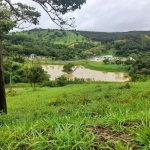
[{"x1": 0, "y1": 0, "x2": 86, "y2": 113}]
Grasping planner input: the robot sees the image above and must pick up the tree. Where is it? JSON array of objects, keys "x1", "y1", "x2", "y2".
[
  {"x1": 63, "y1": 63, "x2": 74, "y2": 73},
  {"x1": 105, "y1": 43, "x2": 112, "y2": 50},
  {"x1": 56, "y1": 75, "x2": 68, "y2": 86},
  {"x1": 26, "y1": 65, "x2": 50, "y2": 88},
  {"x1": 0, "y1": 0, "x2": 86, "y2": 113}
]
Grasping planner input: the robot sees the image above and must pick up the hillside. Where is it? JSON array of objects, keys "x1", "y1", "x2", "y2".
[
  {"x1": 1, "y1": 81, "x2": 150, "y2": 149},
  {"x1": 3, "y1": 29, "x2": 100, "y2": 60},
  {"x1": 3, "y1": 29, "x2": 150, "y2": 67},
  {"x1": 10, "y1": 28, "x2": 89, "y2": 46},
  {"x1": 79, "y1": 30, "x2": 150, "y2": 42}
]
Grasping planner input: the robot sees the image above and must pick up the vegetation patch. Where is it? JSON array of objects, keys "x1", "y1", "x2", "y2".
[{"x1": 86, "y1": 125, "x2": 139, "y2": 149}]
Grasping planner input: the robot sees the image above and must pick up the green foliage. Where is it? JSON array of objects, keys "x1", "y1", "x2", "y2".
[
  {"x1": 63, "y1": 63, "x2": 74, "y2": 73},
  {"x1": 118, "y1": 82, "x2": 131, "y2": 89},
  {"x1": 129, "y1": 54, "x2": 150, "y2": 81},
  {"x1": 26, "y1": 65, "x2": 50, "y2": 88},
  {"x1": 55, "y1": 75, "x2": 68, "y2": 86},
  {"x1": 0, "y1": 5, "x2": 16, "y2": 36},
  {"x1": 103, "y1": 59, "x2": 110, "y2": 64},
  {"x1": 105, "y1": 42, "x2": 112, "y2": 50},
  {"x1": 115, "y1": 59, "x2": 122, "y2": 65},
  {"x1": 3, "y1": 59, "x2": 24, "y2": 83},
  {"x1": 6, "y1": 89, "x2": 17, "y2": 96},
  {"x1": 0, "y1": 2, "x2": 41, "y2": 37},
  {"x1": 3, "y1": 62, "x2": 50, "y2": 85},
  {"x1": 73, "y1": 61, "x2": 128, "y2": 72},
  {"x1": 115, "y1": 35, "x2": 150, "y2": 57},
  {"x1": 79, "y1": 30, "x2": 150, "y2": 43},
  {"x1": 42, "y1": 76, "x2": 85, "y2": 87},
  {"x1": 3, "y1": 29, "x2": 91, "y2": 60}
]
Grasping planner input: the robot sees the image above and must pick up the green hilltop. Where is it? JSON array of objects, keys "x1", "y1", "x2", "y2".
[{"x1": 10, "y1": 28, "x2": 89, "y2": 46}]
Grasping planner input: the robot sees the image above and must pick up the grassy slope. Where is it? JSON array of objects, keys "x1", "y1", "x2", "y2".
[
  {"x1": 74, "y1": 61, "x2": 128, "y2": 72},
  {"x1": 1, "y1": 81, "x2": 150, "y2": 149},
  {"x1": 54, "y1": 31, "x2": 86, "y2": 45},
  {"x1": 11, "y1": 30, "x2": 101, "y2": 50},
  {"x1": 13, "y1": 30, "x2": 88, "y2": 46}
]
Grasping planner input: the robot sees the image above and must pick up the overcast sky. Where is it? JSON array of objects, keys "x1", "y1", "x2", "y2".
[{"x1": 11, "y1": 0, "x2": 150, "y2": 32}]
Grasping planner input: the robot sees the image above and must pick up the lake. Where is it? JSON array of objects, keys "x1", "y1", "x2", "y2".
[{"x1": 42, "y1": 65, "x2": 130, "y2": 82}]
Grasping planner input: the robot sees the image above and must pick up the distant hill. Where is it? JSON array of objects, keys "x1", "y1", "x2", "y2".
[
  {"x1": 3, "y1": 28, "x2": 150, "y2": 60},
  {"x1": 79, "y1": 30, "x2": 150, "y2": 43},
  {"x1": 3, "y1": 29, "x2": 97, "y2": 60},
  {"x1": 9, "y1": 28, "x2": 88, "y2": 46}
]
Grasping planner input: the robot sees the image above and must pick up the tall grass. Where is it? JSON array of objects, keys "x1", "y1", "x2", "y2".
[{"x1": 0, "y1": 81, "x2": 150, "y2": 149}]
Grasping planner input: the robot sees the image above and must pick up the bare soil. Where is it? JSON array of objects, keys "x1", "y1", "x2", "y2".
[{"x1": 86, "y1": 125, "x2": 140, "y2": 149}]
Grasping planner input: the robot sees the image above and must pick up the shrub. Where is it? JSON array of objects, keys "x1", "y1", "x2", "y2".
[{"x1": 56, "y1": 75, "x2": 68, "y2": 86}]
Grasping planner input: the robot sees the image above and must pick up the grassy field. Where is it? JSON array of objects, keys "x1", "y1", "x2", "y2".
[
  {"x1": 1, "y1": 81, "x2": 150, "y2": 149},
  {"x1": 78, "y1": 61, "x2": 128, "y2": 72}
]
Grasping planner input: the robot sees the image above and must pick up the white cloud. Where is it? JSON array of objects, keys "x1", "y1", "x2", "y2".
[{"x1": 11, "y1": 0, "x2": 150, "y2": 32}]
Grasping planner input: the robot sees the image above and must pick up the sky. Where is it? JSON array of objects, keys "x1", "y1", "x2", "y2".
[{"x1": 11, "y1": 0, "x2": 150, "y2": 32}]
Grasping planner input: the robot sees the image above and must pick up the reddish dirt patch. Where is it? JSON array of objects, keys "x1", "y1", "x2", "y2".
[{"x1": 86, "y1": 125, "x2": 140, "y2": 149}]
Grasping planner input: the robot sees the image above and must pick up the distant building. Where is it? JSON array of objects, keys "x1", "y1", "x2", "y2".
[
  {"x1": 29, "y1": 54, "x2": 36, "y2": 60},
  {"x1": 129, "y1": 57, "x2": 134, "y2": 61},
  {"x1": 29, "y1": 54, "x2": 40, "y2": 60},
  {"x1": 102, "y1": 55, "x2": 113, "y2": 60}
]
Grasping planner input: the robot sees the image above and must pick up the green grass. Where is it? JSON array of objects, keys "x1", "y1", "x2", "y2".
[
  {"x1": 6, "y1": 83, "x2": 30, "y2": 88},
  {"x1": 53, "y1": 31, "x2": 87, "y2": 45},
  {"x1": 1, "y1": 80, "x2": 150, "y2": 149},
  {"x1": 27, "y1": 60, "x2": 128, "y2": 73},
  {"x1": 73, "y1": 61, "x2": 128, "y2": 72}
]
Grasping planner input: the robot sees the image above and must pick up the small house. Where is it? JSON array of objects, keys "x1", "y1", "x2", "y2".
[{"x1": 102, "y1": 55, "x2": 113, "y2": 60}]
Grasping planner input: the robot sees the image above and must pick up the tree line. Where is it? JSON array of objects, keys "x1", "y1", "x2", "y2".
[{"x1": 79, "y1": 30, "x2": 150, "y2": 43}]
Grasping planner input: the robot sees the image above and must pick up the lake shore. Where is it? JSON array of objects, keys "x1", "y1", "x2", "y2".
[{"x1": 42, "y1": 65, "x2": 130, "y2": 82}]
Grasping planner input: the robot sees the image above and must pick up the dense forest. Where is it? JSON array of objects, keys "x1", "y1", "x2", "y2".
[
  {"x1": 114, "y1": 35, "x2": 150, "y2": 56},
  {"x1": 79, "y1": 30, "x2": 150, "y2": 43}
]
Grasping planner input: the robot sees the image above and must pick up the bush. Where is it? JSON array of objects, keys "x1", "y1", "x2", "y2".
[
  {"x1": 41, "y1": 80, "x2": 58, "y2": 87},
  {"x1": 119, "y1": 83, "x2": 131, "y2": 89},
  {"x1": 56, "y1": 75, "x2": 68, "y2": 86},
  {"x1": 12, "y1": 75, "x2": 22, "y2": 83},
  {"x1": 41, "y1": 77, "x2": 85, "y2": 87},
  {"x1": 63, "y1": 63, "x2": 74, "y2": 73}
]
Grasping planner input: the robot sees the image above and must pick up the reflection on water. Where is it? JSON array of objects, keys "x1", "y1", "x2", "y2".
[
  {"x1": 42, "y1": 65, "x2": 130, "y2": 82},
  {"x1": 63, "y1": 73, "x2": 74, "y2": 78}
]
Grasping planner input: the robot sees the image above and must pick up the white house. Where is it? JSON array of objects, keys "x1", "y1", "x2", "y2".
[
  {"x1": 102, "y1": 55, "x2": 113, "y2": 60},
  {"x1": 29, "y1": 54, "x2": 40, "y2": 60},
  {"x1": 129, "y1": 57, "x2": 135, "y2": 61},
  {"x1": 29, "y1": 54, "x2": 36, "y2": 60}
]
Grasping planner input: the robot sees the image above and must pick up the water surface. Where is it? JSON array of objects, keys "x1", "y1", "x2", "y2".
[{"x1": 42, "y1": 65, "x2": 129, "y2": 82}]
